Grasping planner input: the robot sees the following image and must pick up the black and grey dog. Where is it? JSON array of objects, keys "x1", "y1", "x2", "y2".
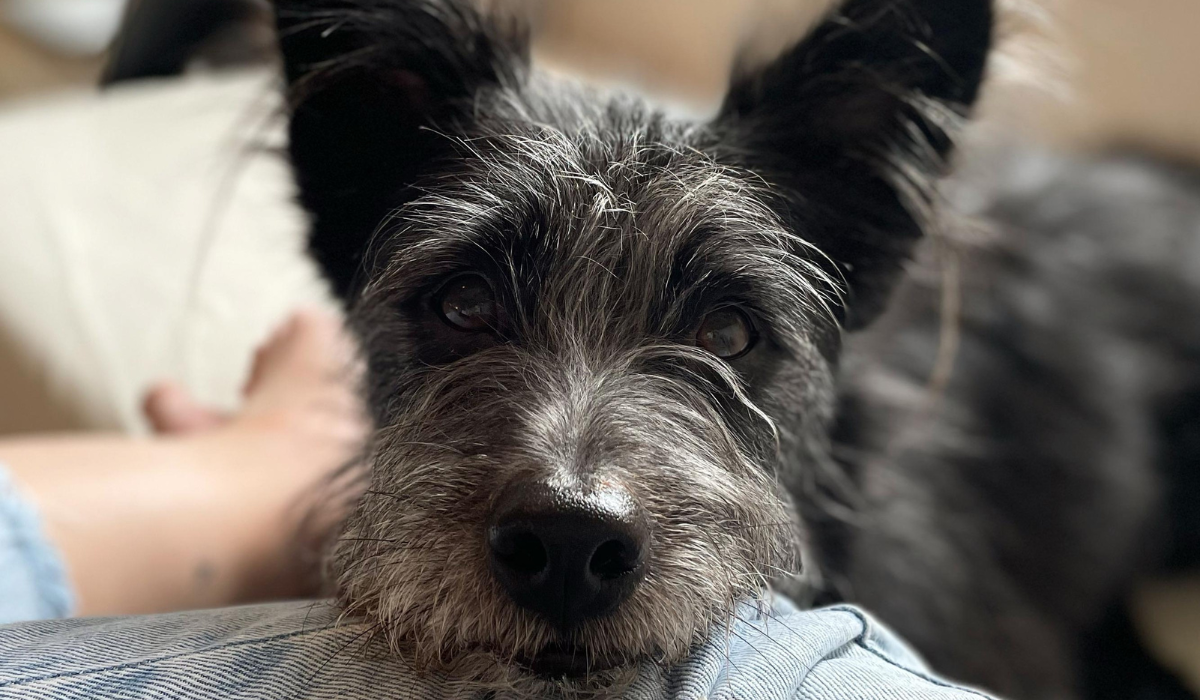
[{"x1": 270, "y1": 0, "x2": 1200, "y2": 698}]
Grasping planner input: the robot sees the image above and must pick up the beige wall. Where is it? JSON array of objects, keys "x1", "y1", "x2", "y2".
[
  {"x1": 1047, "y1": 0, "x2": 1200, "y2": 158},
  {"x1": 0, "y1": 21, "x2": 99, "y2": 100},
  {"x1": 532, "y1": 0, "x2": 1200, "y2": 160},
  {"x1": 3, "y1": 0, "x2": 1197, "y2": 162}
]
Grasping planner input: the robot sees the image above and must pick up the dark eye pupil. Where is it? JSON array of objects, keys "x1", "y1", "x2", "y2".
[
  {"x1": 439, "y1": 276, "x2": 497, "y2": 331},
  {"x1": 697, "y1": 308, "x2": 752, "y2": 358}
]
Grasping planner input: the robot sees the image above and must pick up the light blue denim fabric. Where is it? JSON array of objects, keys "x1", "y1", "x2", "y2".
[
  {"x1": 0, "y1": 598, "x2": 995, "y2": 699},
  {"x1": 0, "y1": 460, "x2": 994, "y2": 699},
  {"x1": 0, "y1": 464, "x2": 74, "y2": 625}
]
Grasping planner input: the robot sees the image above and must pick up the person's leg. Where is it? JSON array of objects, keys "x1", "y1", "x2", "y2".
[
  {"x1": 0, "y1": 310, "x2": 368, "y2": 619},
  {"x1": 0, "y1": 595, "x2": 1001, "y2": 700}
]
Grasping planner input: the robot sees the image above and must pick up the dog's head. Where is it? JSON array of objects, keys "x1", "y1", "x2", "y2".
[{"x1": 275, "y1": 0, "x2": 992, "y2": 689}]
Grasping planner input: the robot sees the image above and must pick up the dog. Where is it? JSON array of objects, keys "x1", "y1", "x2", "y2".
[{"x1": 271, "y1": 0, "x2": 1200, "y2": 697}]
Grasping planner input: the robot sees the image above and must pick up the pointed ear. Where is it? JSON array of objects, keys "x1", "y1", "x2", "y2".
[
  {"x1": 710, "y1": 0, "x2": 993, "y2": 329},
  {"x1": 274, "y1": 0, "x2": 530, "y2": 297}
]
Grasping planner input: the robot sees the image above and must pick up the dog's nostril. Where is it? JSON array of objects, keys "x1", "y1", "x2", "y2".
[
  {"x1": 495, "y1": 530, "x2": 548, "y2": 575},
  {"x1": 589, "y1": 539, "x2": 637, "y2": 580}
]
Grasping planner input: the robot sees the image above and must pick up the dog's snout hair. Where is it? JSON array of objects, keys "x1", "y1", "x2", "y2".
[{"x1": 334, "y1": 350, "x2": 803, "y2": 679}]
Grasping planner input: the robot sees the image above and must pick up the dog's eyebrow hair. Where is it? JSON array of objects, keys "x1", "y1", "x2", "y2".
[
  {"x1": 378, "y1": 172, "x2": 837, "y2": 348},
  {"x1": 666, "y1": 255, "x2": 824, "y2": 349},
  {"x1": 664, "y1": 217, "x2": 840, "y2": 337}
]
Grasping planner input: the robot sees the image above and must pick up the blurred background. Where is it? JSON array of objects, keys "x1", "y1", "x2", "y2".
[
  {"x1": 0, "y1": 0, "x2": 1196, "y2": 690},
  {"x1": 3, "y1": 0, "x2": 1200, "y2": 154}
]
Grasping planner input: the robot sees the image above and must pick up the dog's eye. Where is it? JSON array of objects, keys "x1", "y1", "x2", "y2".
[
  {"x1": 436, "y1": 274, "x2": 498, "y2": 332},
  {"x1": 696, "y1": 307, "x2": 755, "y2": 359}
]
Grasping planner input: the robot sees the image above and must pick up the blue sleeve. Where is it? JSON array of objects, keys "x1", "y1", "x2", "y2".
[{"x1": 0, "y1": 463, "x2": 75, "y2": 624}]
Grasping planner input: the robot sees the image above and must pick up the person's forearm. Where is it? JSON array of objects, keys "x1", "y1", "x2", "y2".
[{"x1": 0, "y1": 431, "x2": 304, "y2": 617}]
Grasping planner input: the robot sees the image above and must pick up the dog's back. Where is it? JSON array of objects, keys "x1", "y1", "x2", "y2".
[{"x1": 820, "y1": 146, "x2": 1200, "y2": 698}]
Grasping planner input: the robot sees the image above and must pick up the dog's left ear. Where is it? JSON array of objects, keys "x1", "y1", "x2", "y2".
[
  {"x1": 274, "y1": 0, "x2": 529, "y2": 297},
  {"x1": 709, "y1": 0, "x2": 993, "y2": 329}
]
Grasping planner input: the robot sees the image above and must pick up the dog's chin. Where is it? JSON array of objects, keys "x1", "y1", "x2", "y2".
[
  {"x1": 418, "y1": 641, "x2": 644, "y2": 698},
  {"x1": 400, "y1": 635, "x2": 644, "y2": 691},
  {"x1": 516, "y1": 643, "x2": 628, "y2": 679}
]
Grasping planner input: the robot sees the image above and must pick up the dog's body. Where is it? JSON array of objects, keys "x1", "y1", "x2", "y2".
[
  {"x1": 820, "y1": 148, "x2": 1200, "y2": 698},
  {"x1": 271, "y1": 1, "x2": 1200, "y2": 698}
]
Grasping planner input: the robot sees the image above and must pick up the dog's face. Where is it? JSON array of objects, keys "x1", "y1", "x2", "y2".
[{"x1": 276, "y1": 0, "x2": 992, "y2": 689}]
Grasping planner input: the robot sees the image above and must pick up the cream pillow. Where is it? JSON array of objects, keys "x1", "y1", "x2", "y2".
[{"x1": 0, "y1": 69, "x2": 334, "y2": 435}]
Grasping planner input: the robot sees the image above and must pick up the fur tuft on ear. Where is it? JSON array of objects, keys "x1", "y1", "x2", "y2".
[
  {"x1": 274, "y1": 0, "x2": 530, "y2": 297},
  {"x1": 710, "y1": 0, "x2": 994, "y2": 329}
]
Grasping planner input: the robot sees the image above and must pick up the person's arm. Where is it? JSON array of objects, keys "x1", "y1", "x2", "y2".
[
  {"x1": 3, "y1": 430, "x2": 315, "y2": 616},
  {"x1": 0, "y1": 310, "x2": 367, "y2": 618}
]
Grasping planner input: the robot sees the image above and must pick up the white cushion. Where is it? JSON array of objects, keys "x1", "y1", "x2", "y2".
[{"x1": 0, "y1": 70, "x2": 334, "y2": 434}]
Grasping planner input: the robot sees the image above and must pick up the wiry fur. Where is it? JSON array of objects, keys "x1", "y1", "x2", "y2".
[
  {"x1": 332, "y1": 111, "x2": 818, "y2": 685},
  {"x1": 272, "y1": 1, "x2": 1200, "y2": 699}
]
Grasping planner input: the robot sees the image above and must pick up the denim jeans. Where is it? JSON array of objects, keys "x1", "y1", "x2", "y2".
[
  {"x1": 0, "y1": 466, "x2": 73, "y2": 625},
  {"x1": 0, "y1": 463, "x2": 995, "y2": 699}
]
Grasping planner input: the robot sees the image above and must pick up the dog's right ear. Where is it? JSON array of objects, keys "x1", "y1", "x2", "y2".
[
  {"x1": 708, "y1": 0, "x2": 993, "y2": 329},
  {"x1": 274, "y1": 0, "x2": 529, "y2": 297}
]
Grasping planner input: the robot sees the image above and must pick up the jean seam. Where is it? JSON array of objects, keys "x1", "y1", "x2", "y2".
[
  {"x1": 0, "y1": 621, "x2": 349, "y2": 689},
  {"x1": 855, "y1": 643, "x2": 996, "y2": 699},
  {"x1": 820, "y1": 606, "x2": 995, "y2": 699}
]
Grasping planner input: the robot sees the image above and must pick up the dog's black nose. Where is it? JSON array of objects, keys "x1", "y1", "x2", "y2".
[{"x1": 487, "y1": 480, "x2": 649, "y2": 632}]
